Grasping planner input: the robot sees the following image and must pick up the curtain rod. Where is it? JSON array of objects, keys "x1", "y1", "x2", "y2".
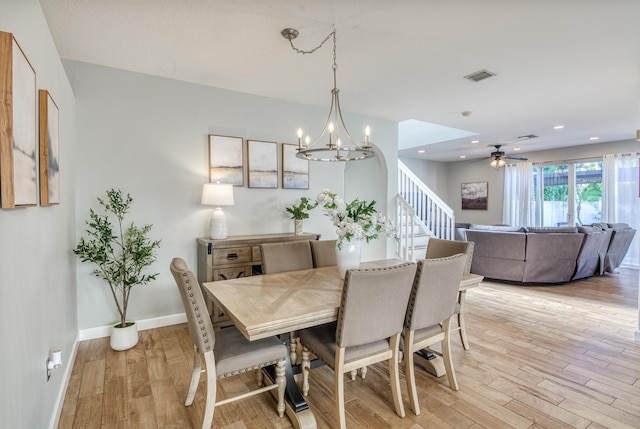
[{"x1": 531, "y1": 152, "x2": 640, "y2": 166}]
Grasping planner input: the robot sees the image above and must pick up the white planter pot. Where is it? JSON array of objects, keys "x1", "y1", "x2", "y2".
[
  {"x1": 336, "y1": 240, "x2": 361, "y2": 279},
  {"x1": 294, "y1": 219, "x2": 304, "y2": 236},
  {"x1": 110, "y1": 322, "x2": 139, "y2": 351}
]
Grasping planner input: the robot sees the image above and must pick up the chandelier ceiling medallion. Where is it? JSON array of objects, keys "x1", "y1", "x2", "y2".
[{"x1": 281, "y1": 28, "x2": 376, "y2": 162}]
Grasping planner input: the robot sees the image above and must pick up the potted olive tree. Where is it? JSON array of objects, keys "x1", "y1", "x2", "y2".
[
  {"x1": 74, "y1": 189, "x2": 161, "y2": 351},
  {"x1": 285, "y1": 197, "x2": 317, "y2": 235}
]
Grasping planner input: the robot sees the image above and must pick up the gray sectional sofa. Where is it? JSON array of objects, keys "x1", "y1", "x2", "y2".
[{"x1": 456, "y1": 223, "x2": 636, "y2": 284}]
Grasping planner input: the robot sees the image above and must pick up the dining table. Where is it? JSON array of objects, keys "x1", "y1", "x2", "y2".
[{"x1": 202, "y1": 259, "x2": 483, "y2": 429}]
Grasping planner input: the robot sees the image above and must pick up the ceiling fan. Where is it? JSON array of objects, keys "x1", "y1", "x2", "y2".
[{"x1": 474, "y1": 144, "x2": 528, "y2": 167}]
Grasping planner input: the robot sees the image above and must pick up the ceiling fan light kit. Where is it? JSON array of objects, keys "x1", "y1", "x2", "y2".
[{"x1": 487, "y1": 144, "x2": 528, "y2": 169}]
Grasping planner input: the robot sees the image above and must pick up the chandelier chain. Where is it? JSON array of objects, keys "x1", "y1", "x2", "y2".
[
  {"x1": 286, "y1": 29, "x2": 336, "y2": 57},
  {"x1": 282, "y1": 27, "x2": 375, "y2": 161}
]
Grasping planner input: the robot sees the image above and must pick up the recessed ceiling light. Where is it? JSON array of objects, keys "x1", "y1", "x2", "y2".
[
  {"x1": 513, "y1": 147, "x2": 521, "y2": 151},
  {"x1": 553, "y1": 125, "x2": 565, "y2": 129},
  {"x1": 471, "y1": 140, "x2": 479, "y2": 144},
  {"x1": 589, "y1": 137, "x2": 599, "y2": 141},
  {"x1": 459, "y1": 155, "x2": 467, "y2": 159},
  {"x1": 418, "y1": 149, "x2": 425, "y2": 153}
]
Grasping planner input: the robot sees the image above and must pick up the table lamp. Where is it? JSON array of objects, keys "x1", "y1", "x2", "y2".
[{"x1": 201, "y1": 183, "x2": 234, "y2": 239}]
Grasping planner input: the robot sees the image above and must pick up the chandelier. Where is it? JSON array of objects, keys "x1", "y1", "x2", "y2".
[{"x1": 281, "y1": 28, "x2": 376, "y2": 162}]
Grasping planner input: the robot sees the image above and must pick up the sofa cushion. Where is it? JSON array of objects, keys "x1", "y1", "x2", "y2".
[
  {"x1": 524, "y1": 226, "x2": 579, "y2": 233},
  {"x1": 573, "y1": 229, "x2": 606, "y2": 280},
  {"x1": 465, "y1": 230, "x2": 526, "y2": 282},
  {"x1": 469, "y1": 224, "x2": 525, "y2": 232},
  {"x1": 608, "y1": 222, "x2": 631, "y2": 230},
  {"x1": 523, "y1": 233, "x2": 584, "y2": 283}
]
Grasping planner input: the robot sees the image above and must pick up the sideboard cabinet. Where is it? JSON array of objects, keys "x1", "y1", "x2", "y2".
[{"x1": 197, "y1": 232, "x2": 320, "y2": 326}]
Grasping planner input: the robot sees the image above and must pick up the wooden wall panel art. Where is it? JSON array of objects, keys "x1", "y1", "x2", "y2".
[
  {"x1": 39, "y1": 90, "x2": 60, "y2": 205},
  {"x1": 0, "y1": 31, "x2": 37, "y2": 208}
]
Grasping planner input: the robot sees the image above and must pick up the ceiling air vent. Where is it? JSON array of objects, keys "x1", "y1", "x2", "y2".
[{"x1": 463, "y1": 69, "x2": 496, "y2": 82}]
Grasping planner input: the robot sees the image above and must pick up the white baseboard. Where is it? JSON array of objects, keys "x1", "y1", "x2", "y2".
[
  {"x1": 48, "y1": 334, "x2": 80, "y2": 429},
  {"x1": 78, "y1": 313, "x2": 187, "y2": 341}
]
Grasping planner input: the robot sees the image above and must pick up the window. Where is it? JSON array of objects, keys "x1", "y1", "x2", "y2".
[{"x1": 533, "y1": 161, "x2": 602, "y2": 227}]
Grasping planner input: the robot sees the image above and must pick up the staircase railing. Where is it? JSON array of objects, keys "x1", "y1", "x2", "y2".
[
  {"x1": 395, "y1": 195, "x2": 429, "y2": 261},
  {"x1": 398, "y1": 160, "x2": 455, "y2": 240}
]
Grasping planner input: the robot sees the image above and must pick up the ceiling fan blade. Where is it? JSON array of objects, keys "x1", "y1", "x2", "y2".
[
  {"x1": 469, "y1": 156, "x2": 491, "y2": 163},
  {"x1": 505, "y1": 156, "x2": 528, "y2": 161}
]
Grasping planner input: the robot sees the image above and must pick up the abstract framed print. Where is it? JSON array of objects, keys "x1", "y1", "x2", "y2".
[
  {"x1": 208, "y1": 134, "x2": 244, "y2": 186},
  {"x1": 282, "y1": 143, "x2": 309, "y2": 189},
  {"x1": 247, "y1": 140, "x2": 278, "y2": 188},
  {"x1": 39, "y1": 90, "x2": 60, "y2": 205},
  {"x1": 0, "y1": 32, "x2": 37, "y2": 208}
]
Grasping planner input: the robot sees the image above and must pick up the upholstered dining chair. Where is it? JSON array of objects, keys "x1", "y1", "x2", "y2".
[
  {"x1": 260, "y1": 241, "x2": 314, "y2": 274},
  {"x1": 170, "y1": 258, "x2": 287, "y2": 429},
  {"x1": 425, "y1": 237, "x2": 475, "y2": 350},
  {"x1": 404, "y1": 253, "x2": 467, "y2": 415},
  {"x1": 310, "y1": 239, "x2": 337, "y2": 268},
  {"x1": 299, "y1": 262, "x2": 417, "y2": 429}
]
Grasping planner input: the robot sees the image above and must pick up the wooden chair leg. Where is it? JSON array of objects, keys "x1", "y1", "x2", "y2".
[
  {"x1": 360, "y1": 366, "x2": 367, "y2": 379},
  {"x1": 404, "y1": 331, "x2": 420, "y2": 415},
  {"x1": 185, "y1": 346, "x2": 202, "y2": 406},
  {"x1": 388, "y1": 334, "x2": 405, "y2": 418},
  {"x1": 256, "y1": 367, "x2": 264, "y2": 387},
  {"x1": 442, "y1": 318, "x2": 459, "y2": 391},
  {"x1": 301, "y1": 346, "x2": 311, "y2": 397},
  {"x1": 202, "y1": 351, "x2": 217, "y2": 429},
  {"x1": 458, "y1": 290, "x2": 470, "y2": 350},
  {"x1": 335, "y1": 348, "x2": 347, "y2": 429},
  {"x1": 275, "y1": 360, "x2": 286, "y2": 418},
  {"x1": 349, "y1": 369, "x2": 357, "y2": 380}
]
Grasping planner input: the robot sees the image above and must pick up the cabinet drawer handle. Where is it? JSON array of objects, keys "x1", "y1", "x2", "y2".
[{"x1": 226, "y1": 253, "x2": 238, "y2": 260}]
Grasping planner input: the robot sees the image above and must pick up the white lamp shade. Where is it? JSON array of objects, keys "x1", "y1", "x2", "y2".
[{"x1": 201, "y1": 183, "x2": 234, "y2": 206}]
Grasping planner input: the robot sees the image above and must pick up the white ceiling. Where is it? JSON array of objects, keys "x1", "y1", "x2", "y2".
[{"x1": 39, "y1": 0, "x2": 640, "y2": 162}]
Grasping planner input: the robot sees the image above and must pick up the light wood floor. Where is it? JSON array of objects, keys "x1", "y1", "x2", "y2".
[{"x1": 58, "y1": 269, "x2": 640, "y2": 429}]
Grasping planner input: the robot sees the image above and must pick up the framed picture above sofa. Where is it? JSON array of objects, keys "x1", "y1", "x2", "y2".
[{"x1": 461, "y1": 182, "x2": 488, "y2": 210}]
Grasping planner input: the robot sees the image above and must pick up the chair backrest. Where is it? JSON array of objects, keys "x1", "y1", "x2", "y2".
[
  {"x1": 170, "y1": 258, "x2": 215, "y2": 353},
  {"x1": 405, "y1": 254, "x2": 467, "y2": 332},
  {"x1": 336, "y1": 262, "x2": 417, "y2": 348},
  {"x1": 310, "y1": 240, "x2": 337, "y2": 268},
  {"x1": 260, "y1": 241, "x2": 314, "y2": 274},
  {"x1": 425, "y1": 237, "x2": 474, "y2": 274}
]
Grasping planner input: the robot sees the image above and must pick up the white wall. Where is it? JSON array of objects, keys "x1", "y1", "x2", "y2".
[
  {"x1": 65, "y1": 61, "x2": 398, "y2": 330},
  {"x1": 0, "y1": 1, "x2": 77, "y2": 428},
  {"x1": 398, "y1": 157, "x2": 449, "y2": 197}
]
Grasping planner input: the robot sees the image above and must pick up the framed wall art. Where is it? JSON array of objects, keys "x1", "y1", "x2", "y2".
[
  {"x1": 39, "y1": 90, "x2": 60, "y2": 206},
  {"x1": 208, "y1": 134, "x2": 244, "y2": 186},
  {"x1": 281, "y1": 143, "x2": 309, "y2": 189},
  {"x1": 461, "y1": 182, "x2": 488, "y2": 210},
  {"x1": 0, "y1": 31, "x2": 37, "y2": 208},
  {"x1": 247, "y1": 140, "x2": 278, "y2": 188}
]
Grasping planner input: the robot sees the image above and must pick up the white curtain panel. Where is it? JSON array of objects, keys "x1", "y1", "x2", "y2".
[
  {"x1": 503, "y1": 162, "x2": 534, "y2": 227},
  {"x1": 602, "y1": 153, "x2": 639, "y2": 268},
  {"x1": 601, "y1": 154, "x2": 616, "y2": 222}
]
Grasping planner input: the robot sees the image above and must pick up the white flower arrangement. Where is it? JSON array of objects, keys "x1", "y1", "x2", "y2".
[{"x1": 316, "y1": 189, "x2": 397, "y2": 249}]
